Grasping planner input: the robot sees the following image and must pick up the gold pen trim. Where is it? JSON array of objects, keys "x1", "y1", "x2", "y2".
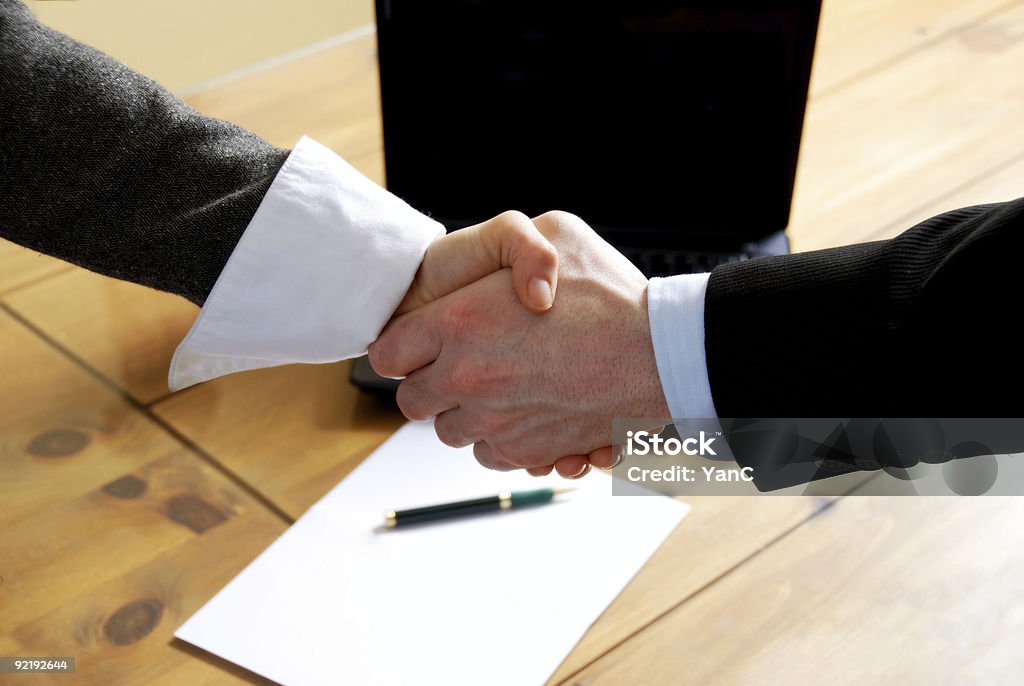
[
  {"x1": 498, "y1": 490, "x2": 512, "y2": 510},
  {"x1": 384, "y1": 510, "x2": 397, "y2": 528}
]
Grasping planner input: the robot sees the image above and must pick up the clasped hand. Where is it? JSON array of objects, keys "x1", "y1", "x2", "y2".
[{"x1": 370, "y1": 211, "x2": 668, "y2": 478}]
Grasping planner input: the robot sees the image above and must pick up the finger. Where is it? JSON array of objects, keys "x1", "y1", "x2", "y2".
[
  {"x1": 367, "y1": 304, "x2": 444, "y2": 378},
  {"x1": 433, "y1": 407, "x2": 474, "y2": 448},
  {"x1": 527, "y1": 465, "x2": 555, "y2": 477},
  {"x1": 473, "y1": 442, "x2": 518, "y2": 472},
  {"x1": 395, "y1": 211, "x2": 558, "y2": 316},
  {"x1": 588, "y1": 446, "x2": 619, "y2": 470},
  {"x1": 395, "y1": 363, "x2": 458, "y2": 421},
  {"x1": 476, "y1": 212, "x2": 559, "y2": 312},
  {"x1": 554, "y1": 455, "x2": 591, "y2": 479}
]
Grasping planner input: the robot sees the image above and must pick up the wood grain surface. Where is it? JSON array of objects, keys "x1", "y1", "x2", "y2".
[
  {"x1": 0, "y1": 309, "x2": 285, "y2": 684},
  {"x1": 564, "y1": 495, "x2": 1024, "y2": 685},
  {"x1": 2, "y1": 0, "x2": 1022, "y2": 683}
]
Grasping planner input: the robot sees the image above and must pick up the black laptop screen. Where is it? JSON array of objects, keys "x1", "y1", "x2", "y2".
[{"x1": 376, "y1": 1, "x2": 820, "y2": 245}]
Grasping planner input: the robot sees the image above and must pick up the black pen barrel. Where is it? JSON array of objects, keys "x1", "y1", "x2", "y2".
[{"x1": 391, "y1": 496, "x2": 502, "y2": 526}]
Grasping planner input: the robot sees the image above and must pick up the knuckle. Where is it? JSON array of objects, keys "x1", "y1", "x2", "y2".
[
  {"x1": 489, "y1": 443, "x2": 527, "y2": 471},
  {"x1": 474, "y1": 442, "x2": 517, "y2": 472},
  {"x1": 485, "y1": 440, "x2": 528, "y2": 473},
  {"x1": 533, "y1": 210, "x2": 582, "y2": 236},
  {"x1": 365, "y1": 338, "x2": 392, "y2": 377},
  {"x1": 473, "y1": 442, "x2": 500, "y2": 470},
  {"x1": 395, "y1": 379, "x2": 429, "y2": 420},
  {"x1": 495, "y1": 211, "x2": 539, "y2": 246},
  {"x1": 447, "y1": 358, "x2": 485, "y2": 395},
  {"x1": 434, "y1": 416, "x2": 468, "y2": 448},
  {"x1": 497, "y1": 209, "x2": 531, "y2": 228},
  {"x1": 504, "y1": 447, "x2": 537, "y2": 469},
  {"x1": 531, "y1": 237, "x2": 559, "y2": 265}
]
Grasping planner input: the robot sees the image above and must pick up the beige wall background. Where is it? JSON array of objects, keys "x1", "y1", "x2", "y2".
[{"x1": 27, "y1": 0, "x2": 375, "y2": 94}]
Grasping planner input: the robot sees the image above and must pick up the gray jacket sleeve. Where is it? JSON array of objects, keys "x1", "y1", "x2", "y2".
[{"x1": 0, "y1": 0, "x2": 290, "y2": 305}]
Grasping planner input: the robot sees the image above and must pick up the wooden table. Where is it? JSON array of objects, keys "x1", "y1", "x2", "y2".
[{"x1": 3, "y1": 1, "x2": 1024, "y2": 683}]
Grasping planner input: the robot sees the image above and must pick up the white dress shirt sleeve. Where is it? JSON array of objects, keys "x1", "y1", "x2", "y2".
[
  {"x1": 647, "y1": 273, "x2": 718, "y2": 419},
  {"x1": 168, "y1": 136, "x2": 445, "y2": 391}
]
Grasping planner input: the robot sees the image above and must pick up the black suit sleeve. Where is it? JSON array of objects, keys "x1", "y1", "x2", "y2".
[
  {"x1": 0, "y1": 0, "x2": 290, "y2": 305},
  {"x1": 704, "y1": 196, "x2": 1024, "y2": 417}
]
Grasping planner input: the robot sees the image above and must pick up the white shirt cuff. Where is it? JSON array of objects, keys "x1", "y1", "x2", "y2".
[
  {"x1": 168, "y1": 136, "x2": 445, "y2": 391},
  {"x1": 647, "y1": 273, "x2": 718, "y2": 419}
]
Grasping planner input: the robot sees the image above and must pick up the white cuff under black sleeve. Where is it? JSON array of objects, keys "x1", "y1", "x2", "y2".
[{"x1": 647, "y1": 273, "x2": 718, "y2": 419}]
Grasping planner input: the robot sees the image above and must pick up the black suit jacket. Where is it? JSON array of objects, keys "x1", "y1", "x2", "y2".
[
  {"x1": 0, "y1": 0, "x2": 288, "y2": 306},
  {"x1": 706, "y1": 199, "x2": 1024, "y2": 416}
]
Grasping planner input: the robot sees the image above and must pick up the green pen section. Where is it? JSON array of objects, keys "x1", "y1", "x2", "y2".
[{"x1": 510, "y1": 488, "x2": 560, "y2": 507}]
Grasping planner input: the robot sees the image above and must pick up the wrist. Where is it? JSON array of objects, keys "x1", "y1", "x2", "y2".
[
  {"x1": 628, "y1": 279, "x2": 671, "y2": 419},
  {"x1": 643, "y1": 280, "x2": 672, "y2": 417}
]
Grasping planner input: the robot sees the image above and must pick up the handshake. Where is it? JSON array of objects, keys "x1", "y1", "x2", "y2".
[{"x1": 368, "y1": 211, "x2": 670, "y2": 479}]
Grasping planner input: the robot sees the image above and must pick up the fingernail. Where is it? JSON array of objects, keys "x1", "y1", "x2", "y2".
[
  {"x1": 568, "y1": 463, "x2": 591, "y2": 479},
  {"x1": 599, "y1": 452, "x2": 623, "y2": 471},
  {"x1": 528, "y1": 277, "x2": 554, "y2": 310}
]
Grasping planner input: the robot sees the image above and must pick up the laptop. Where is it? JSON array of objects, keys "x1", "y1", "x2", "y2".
[{"x1": 352, "y1": 0, "x2": 822, "y2": 394}]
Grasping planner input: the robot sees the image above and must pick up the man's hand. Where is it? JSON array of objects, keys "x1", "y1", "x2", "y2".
[
  {"x1": 398, "y1": 211, "x2": 559, "y2": 316},
  {"x1": 369, "y1": 211, "x2": 669, "y2": 474}
]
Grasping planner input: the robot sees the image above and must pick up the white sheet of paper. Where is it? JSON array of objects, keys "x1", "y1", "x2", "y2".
[{"x1": 175, "y1": 421, "x2": 689, "y2": 686}]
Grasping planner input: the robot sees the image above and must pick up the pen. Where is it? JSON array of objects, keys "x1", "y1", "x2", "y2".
[{"x1": 383, "y1": 487, "x2": 574, "y2": 528}]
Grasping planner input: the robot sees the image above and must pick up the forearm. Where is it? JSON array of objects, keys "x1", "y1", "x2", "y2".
[
  {"x1": 0, "y1": 0, "x2": 288, "y2": 305},
  {"x1": 704, "y1": 198, "x2": 1024, "y2": 416}
]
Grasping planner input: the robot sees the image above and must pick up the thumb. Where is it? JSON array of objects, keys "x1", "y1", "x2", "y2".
[{"x1": 396, "y1": 211, "x2": 558, "y2": 316}]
